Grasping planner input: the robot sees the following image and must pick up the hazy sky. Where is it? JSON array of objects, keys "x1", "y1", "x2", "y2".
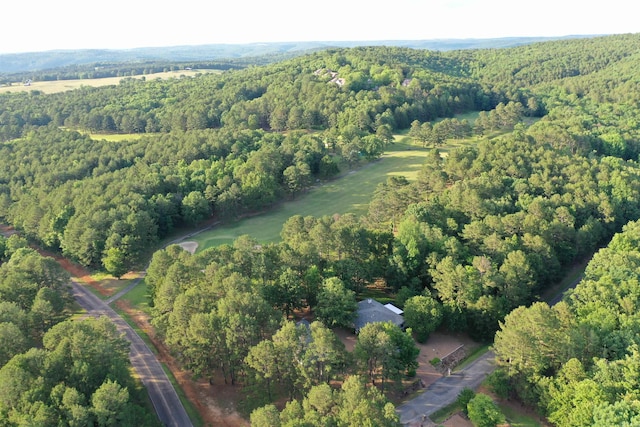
[{"x1": 1, "y1": 0, "x2": 637, "y2": 54}]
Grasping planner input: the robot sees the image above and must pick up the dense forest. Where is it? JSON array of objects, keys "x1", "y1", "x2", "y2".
[
  {"x1": 1, "y1": 33, "x2": 640, "y2": 425},
  {"x1": 493, "y1": 220, "x2": 640, "y2": 426}
]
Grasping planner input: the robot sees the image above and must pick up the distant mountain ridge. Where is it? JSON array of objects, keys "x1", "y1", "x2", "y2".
[{"x1": 0, "y1": 35, "x2": 598, "y2": 74}]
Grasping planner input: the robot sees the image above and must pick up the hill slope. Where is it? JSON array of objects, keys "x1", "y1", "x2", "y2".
[{"x1": 0, "y1": 35, "x2": 594, "y2": 74}]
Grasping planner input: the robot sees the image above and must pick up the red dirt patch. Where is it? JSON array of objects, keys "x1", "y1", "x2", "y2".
[
  {"x1": 416, "y1": 331, "x2": 477, "y2": 388},
  {"x1": 34, "y1": 248, "x2": 110, "y2": 295},
  {"x1": 442, "y1": 413, "x2": 473, "y2": 427},
  {"x1": 0, "y1": 224, "x2": 17, "y2": 238}
]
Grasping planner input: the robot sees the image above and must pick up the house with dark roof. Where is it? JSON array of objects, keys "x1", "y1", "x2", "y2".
[{"x1": 354, "y1": 298, "x2": 404, "y2": 332}]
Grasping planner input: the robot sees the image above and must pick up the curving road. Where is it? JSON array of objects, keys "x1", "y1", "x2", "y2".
[
  {"x1": 75, "y1": 222, "x2": 220, "y2": 425},
  {"x1": 72, "y1": 280, "x2": 193, "y2": 427}
]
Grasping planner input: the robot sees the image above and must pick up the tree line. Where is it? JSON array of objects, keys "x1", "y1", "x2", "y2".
[{"x1": 493, "y1": 219, "x2": 640, "y2": 426}]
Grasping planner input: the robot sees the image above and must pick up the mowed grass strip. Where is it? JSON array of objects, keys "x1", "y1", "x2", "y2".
[
  {"x1": 195, "y1": 139, "x2": 444, "y2": 250},
  {"x1": 85, "y1": 132, "x2": 154, "y2": 142}
]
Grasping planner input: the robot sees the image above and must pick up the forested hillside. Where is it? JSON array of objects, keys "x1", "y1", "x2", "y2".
[
  {"x1": 0, "y1": 36, "x2": 577, "y2": 75},
  {"x1": 2, "y1": 34, "x2": 639, "y2": 273},
  {"x1": 2, "y1": 33, "x2": 640, "y2": 424},
  {"x1": 0, "y1": 44, "x2": 501, "y2": 272}
]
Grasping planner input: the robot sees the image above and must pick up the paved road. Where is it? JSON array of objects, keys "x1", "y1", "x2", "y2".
[
  {"x1": 396, "y1": 267, "x2": 588, "y2": 426},
  {"x1": 397, "y1": 351, "x2": 496, "y2": 426},
  {"x1": 72, "y1": 281, "x2": 193, "y2": 427}
]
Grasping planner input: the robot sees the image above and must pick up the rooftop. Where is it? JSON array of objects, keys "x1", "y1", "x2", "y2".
[{"x1": 354, "y1": 298, "x2": 404, "y2": 332}]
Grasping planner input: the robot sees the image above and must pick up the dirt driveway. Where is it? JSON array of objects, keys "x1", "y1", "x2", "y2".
[
  {"x1": 415, "y1": 332, "x2": 477, "y2": 388},
  {"x1": 335, "y1": 328, "x2": 478, "y2": 389}
]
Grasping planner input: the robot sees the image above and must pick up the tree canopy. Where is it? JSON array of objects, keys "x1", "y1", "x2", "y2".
[{"x1": 3, "y1": 33, "x2": 640, "y2": 421}]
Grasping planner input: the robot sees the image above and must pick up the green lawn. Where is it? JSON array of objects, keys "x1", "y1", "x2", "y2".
[
  {"x1": 499, "y1": 402, "x2": 543, "y2": 427},
  {"x1": 194, "y1": 139, "x2": 441, "y2": 250},
  {"x1": 86, "y1": 132, "x2": 153, "y2": 142},
  {"x1": 119, "y1": 279, "x2": 155, "y2": 315}
]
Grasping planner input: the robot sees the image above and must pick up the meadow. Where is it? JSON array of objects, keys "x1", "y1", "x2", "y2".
[
  {"x1": 193, "y1": 135, "x2": 478, "y2": 250},
  {"x1": 0, "y1": 69, "x2": 217, "y2": 94}
]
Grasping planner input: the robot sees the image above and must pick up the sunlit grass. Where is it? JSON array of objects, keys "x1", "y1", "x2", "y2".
[
  {"x1": 499, "y1": 403, "x2": 543, "y2": 427},
  {"x1": 0, "y1": 69, "x2": 219, "y2": 94},
  {"x1": 194, "y1": 140, "x2": 435, "y2": 249},
  {"x1": 120, "y1": 278, "x2": 155, "y2": 316},
  {"x1": 192, "y1": 127, "x2": 490, "y2": 250},
  {"x1": 86, "y1": 132, "x2": 152, "y2": 142}
]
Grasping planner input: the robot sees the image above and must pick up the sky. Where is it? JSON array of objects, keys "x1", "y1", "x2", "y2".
[{"x1": 1, "y1": 0, "x2": 637, "y2": 54}]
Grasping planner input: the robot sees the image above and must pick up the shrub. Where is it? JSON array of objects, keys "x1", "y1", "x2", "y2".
[
  {"x1": 467, "y1": 394, "x2": 506, "y2": 427},
  {"x1": 485, "y1": 369, "x2": 512, "y2": 399},
  {"x1": 457, "y1": 388, "x2": 476, "y2": 415}
]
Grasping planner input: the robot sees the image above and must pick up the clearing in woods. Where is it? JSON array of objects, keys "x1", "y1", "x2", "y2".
[{"x1": 193, "y1": 137, "x2": 478, "y2": 249}]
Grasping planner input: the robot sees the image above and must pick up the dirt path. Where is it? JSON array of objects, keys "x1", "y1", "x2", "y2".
[{"x1": 0, "y1": 224, "x2": 17, "y2": 238}]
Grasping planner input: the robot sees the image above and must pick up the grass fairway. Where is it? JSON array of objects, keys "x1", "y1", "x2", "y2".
[
  {"x1": 195, "y1": 138, "x2": 449, "y2": 250},
  {"x1": 85, "y1": 132, "x2": 154, "y2": 142}
]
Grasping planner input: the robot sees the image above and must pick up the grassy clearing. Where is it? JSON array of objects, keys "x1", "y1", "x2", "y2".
[
  {"x1": 195, "y1": 140, "x2": 445, "y2": 249},
  {"x1": 86, "y1": 132, "x2": 153, "y2": 142},
  {"x1": 498, "y1": 403, "x2": 543, "y2": 427},
  {"x1": 0, "y1": 69, "x2": 218, "y2": 94},
  {"x1": 194, "y1": 134, "x2": 480, "y2": 250},
  {"x1": 120, "y1": 279, "x2": 155, "y2": 316}
]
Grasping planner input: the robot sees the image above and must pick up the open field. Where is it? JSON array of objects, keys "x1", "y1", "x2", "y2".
[
  {"x1": 84, "y1": 132, "x2": 154, "y2": 142},
  {"x1": 194, "y1": 138, "x2": 457, "y2": 249},
  {"x1": 0, "y1": 69, "x2": 218, "y2": 94}
]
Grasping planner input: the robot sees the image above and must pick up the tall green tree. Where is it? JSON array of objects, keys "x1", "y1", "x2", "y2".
[
  {"x1": 403, "y1": 295, "x2": 443, "y2": 343},
  {"x1": 313, "y1": 277, "x2": 357, "y2": 329},
  {"x1": 354, "y1": 321, "x2": 418, "y2": 391}
]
